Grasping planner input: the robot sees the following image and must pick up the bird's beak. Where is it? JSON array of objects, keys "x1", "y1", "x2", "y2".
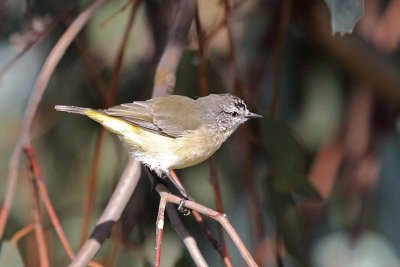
[{"x1": 245, "y1": 112, "x2": 263, "y2": 119}]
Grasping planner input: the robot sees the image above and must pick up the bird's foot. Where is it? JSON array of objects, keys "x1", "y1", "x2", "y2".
[{"x1": 177, "y1": 199, "x2": 191, "y2": 216}]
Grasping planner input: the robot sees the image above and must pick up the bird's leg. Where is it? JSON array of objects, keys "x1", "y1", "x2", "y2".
[
  {"x1": 164, "y1": 171, "x2": 192, "y2": 201},
  {"x1": 162, "y1": 171, "x2": 192, "y2": 215}
]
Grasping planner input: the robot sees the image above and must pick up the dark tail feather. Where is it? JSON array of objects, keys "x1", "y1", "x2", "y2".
[{"x1": 55, "y1": 105, "x2": 90, "y2": 115}]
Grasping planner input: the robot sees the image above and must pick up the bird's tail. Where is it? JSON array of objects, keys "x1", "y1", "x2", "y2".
[
  {"x1": 55, "y1": 105, "x2": 140, "y2": 136},
  {"x1": 55, "y1": 105, "x2": 90, "y2": 115}
]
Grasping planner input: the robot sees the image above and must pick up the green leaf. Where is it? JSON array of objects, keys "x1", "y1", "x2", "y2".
[
  {"x1": 0, "y1": 241, "x2": 24, "y2": 267},
  {"x1": 268, "y1": 191, "x2": 305, "y2": 263},
  {"x1": 261, "y1": 117, "x2": 320, "y2": 200}
]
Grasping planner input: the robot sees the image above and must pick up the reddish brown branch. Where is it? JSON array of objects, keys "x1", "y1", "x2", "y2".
[
  {"x1": 24, "y1": 147, "x2": 75, "y2": 260},
  {"x1": 0, "y1": 0, "x2": 107, "y2": 239},
  {"x1": 100, "y1": 0, "x2": 134, "y2": 28},
  {"x1": 171, "y1": 171, "x2": 232, "y2": 266},
  {"x1": 208, "y1": 157, "x2": 232, "y2": 267},
  {"x1": 10, "y1": 224, "x2": 35, "y2": 244},
  {"x1": 154, "y1": 197, "x2": 167, "y2": 267},
  {"x1": 194, "y1": 7, "x2": 209, "y2": 96},
  {"x1": 25, "y1": 148, "x2": 50, "y2": 267},
  {"x1": 221, "y1": 0, "x2": 242, "y2": 95},
  {"x1": 194, "y1": 8, "x2": 232, "y2": 265}
]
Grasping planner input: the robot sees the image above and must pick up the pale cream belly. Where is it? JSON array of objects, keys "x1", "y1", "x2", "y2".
[{"x1": 123, "y1": 126, "x2": 227, "y2": 171}]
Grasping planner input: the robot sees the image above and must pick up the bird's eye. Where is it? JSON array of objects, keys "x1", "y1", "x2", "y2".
[{"x1": 232, "y1": 111, "x2": 238, "y2": 117}]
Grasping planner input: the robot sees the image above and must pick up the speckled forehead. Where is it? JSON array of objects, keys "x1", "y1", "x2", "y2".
[{"x1": 233, "y1": 98, "x2": 246, "y2": 110}]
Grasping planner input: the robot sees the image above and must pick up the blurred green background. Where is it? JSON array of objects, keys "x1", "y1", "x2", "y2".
[{"x1": 1, "y1": 0, "x2": 400, "y2": 266}]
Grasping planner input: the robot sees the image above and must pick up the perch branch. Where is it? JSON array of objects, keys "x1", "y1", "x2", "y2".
[
  {"x1": 156, "y1": 184, "x2": 258, "y2": 267},
  {"x1": 170, "y1": 171, "x2": 232, "y2": 265}
]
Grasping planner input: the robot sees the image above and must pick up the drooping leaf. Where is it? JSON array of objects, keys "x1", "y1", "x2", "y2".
[
  {"x1": 267, "y1": 190, "x2": 306, "y2": 264},
  {"x1": 261, "y1": 117, "x2": 320, "y2": 200},
  {"x1": 324, "y1": 0, "x2": 364, "y2": 35}
]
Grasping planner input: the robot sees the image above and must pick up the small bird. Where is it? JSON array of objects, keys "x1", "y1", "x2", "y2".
[{"x1": 55, "y1": 94, "x2": 261, "y2": 198}]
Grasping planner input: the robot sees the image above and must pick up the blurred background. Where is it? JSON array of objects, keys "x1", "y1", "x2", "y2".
[{"x1": 1, "y1": 0, "x2": 400, "y2": 266}]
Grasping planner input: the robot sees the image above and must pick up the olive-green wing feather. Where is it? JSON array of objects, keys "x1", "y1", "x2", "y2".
[{"x1": 104, "y1": 95, "x2": 203, "y2": 138}]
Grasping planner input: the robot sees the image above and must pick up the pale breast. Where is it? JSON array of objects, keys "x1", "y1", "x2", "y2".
[{"x1": 123, "y1": 125, "x2": 230, "y2": 171}]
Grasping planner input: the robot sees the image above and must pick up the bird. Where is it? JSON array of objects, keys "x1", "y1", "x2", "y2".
[{"x1": 55, "y1": 93, "x2": 262, "y2": 199}]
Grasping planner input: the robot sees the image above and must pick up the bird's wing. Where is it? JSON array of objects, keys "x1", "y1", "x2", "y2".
[{"x1": 104, "y1": 95, "x2": 203, "y2": 138}]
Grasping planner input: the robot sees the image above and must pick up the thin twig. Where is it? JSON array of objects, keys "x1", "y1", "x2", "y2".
[
  {"x1": 221, "y1": 0, "x2": 242, "y2": 95},
  {"x1": 171, "y1": 171, "x2": 232, "y2": 266},
  {"x1": 100, "y1": 0, "x2": 134, "y2": 28},
  {"x1": 194, "y1": 9, "x2": 232, "y2": 266},
  {"x1": 166, "y1": 204, "x2": 208, "y2": 267},
  {"x1": 24, "y1": 147, "x2": 75, "y2": 260},
  {"x1": 49, "y1": 0, "x2": 108, "y2": 103},
  {"x1": 208, "y1": 157, "x2": 232, "y2": 266},
  {"x1": 80, "y1": 0, "x2": 140, "y2": 245},
  {"x1": 0, "y1": 0, "x2": 107, "y2": 239},
  {"x1": 154, "y1": 196, "x2": 167, "y2": 267},
  {"x1": 156, "y1": 184, "x2": 258, "y2": 267},
  {"x1": 10, "y1": 224, "x2": 35, "y2": 244},
  {"x1": 194, "y1": 7, "x2": 209, "y2": 96},
  {"x1": 25, "y1": 147, "x2": 50, "y2": 267},
  {"x1": 0, "y1": 19, "x2": 58, "y2": 78}
]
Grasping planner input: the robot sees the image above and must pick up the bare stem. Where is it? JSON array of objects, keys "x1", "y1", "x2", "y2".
[
  {"x1": 166, "y1": 204, "x2": 208, "y2": 267},
  {"x1": 25, "y1": 147, "x2": 50, "y2": 267},
  {"x1": 25, "y1": 147, "x2": 75, "y2": 260},
  {"x1": 154, "y1": 197, "x2": 167, "y2": 267}
]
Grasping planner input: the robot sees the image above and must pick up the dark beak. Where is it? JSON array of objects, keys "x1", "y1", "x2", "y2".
[{"x1": 245, "y1": 112, "x2": 263, "y2": 119}]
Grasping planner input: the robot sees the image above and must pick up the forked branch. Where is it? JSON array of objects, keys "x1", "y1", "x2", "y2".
[{"x1": 155, "y1": 184, "x2": 258, "y2": 267}]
